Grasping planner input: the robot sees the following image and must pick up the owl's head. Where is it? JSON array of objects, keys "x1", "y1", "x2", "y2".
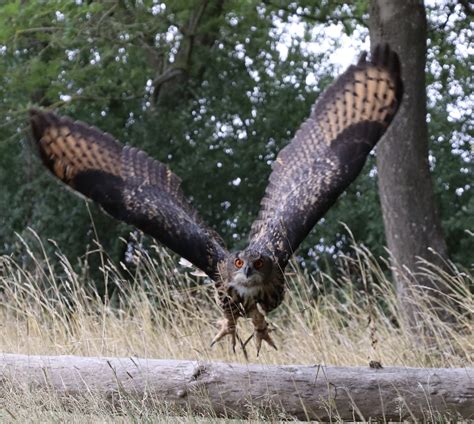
[{"x1": 227, "y1": 248, "x2": 272, "y2": 288}]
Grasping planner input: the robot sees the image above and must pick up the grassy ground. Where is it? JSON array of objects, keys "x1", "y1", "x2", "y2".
[{"x1": 0, "y1": 232, "x2": 472, "y2": 422}]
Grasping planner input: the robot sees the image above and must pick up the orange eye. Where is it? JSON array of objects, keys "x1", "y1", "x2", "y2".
[
  {"x1": 234, "y1": 258, "x2": 244, "y2": 269},
  {"x1": 254, "y1": 259, "x2": 264, "y2": 269}
]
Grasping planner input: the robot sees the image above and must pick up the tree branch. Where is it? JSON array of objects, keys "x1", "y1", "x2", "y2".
[{"x1": 1, "y1": 353, "x2": 472, "y2": 421}]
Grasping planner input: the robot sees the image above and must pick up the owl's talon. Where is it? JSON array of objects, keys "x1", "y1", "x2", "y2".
[
  {"x1": 248, "y1": 307, "x2": 277, "y2": 355},
  {"x1": 210, "y1": 318, "x2": 249, "y2": 360},
  {"x1": 255, "y1": 325, "x2": 277, "y2": 356},
  {"x1": 236, "y1": 333, "x2": 249, "y2": 361},
  {"x1": 210, "y1": 318, "x2": 236, "y2": 348},
  {"x1": 243, "y1": 333, "x2": 254, "y2": 348}
]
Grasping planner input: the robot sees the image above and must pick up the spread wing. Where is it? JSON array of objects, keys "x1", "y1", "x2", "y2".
[
  {"x1": 30, "y1": 109, "x2": 228, "y2": 280},
  {"x1": 249, "y1": 44, "x2": 403, "y2": 268}
]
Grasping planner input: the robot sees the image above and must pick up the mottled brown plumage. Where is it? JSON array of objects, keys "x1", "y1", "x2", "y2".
[
  {"x1": 30, "y1": 110, "x2": 227, "y2": 279},
  {"x1": 249, "y1": 44, "x2": 403, "y2": 269},
  {"x1": 29, "y1": 44, "x2": 402, "y2": 355}
]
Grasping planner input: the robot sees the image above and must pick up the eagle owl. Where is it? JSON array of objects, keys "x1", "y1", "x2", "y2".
[{"x1": 29, "y1": 44, "x2": 403, "y2": 355}]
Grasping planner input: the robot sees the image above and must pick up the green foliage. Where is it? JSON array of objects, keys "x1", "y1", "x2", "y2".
[{"x1": 0, "y1": 0, "x2": 471, "y2": 277}]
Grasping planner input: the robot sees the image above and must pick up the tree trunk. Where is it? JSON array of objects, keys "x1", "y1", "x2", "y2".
[
  {"x1": 368, "y1": 0, "x2": 452, "y2": 326},
  {"x1": 1, "y1": 354, "x2": 473, "y2": 421},
  {"x1": 150, "y1": 0, "x2": 225, "y2": 108}
]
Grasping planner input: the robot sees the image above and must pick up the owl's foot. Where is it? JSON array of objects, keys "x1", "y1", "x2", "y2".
[
  {"x1": 210, "y1": 317, "x2": 249, "y2": 359},
  {"x1": 244, "y1": 321, "x2": 277, "y2": 356},
  {"x1": 245, "y1": 307, "x2": 278, "y2": 356},
  {"x1": 210, "y1": 318, "x2": 236, "y2": 348},
  {"x1": 256, "y1": 323, "x2": 277, "y2": 354}
]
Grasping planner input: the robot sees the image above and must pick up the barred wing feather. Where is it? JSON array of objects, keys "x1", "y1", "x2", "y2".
[
  {"x1": 30, "y1": 109, "x2": 227, "y2": 279},
  {"x1": 249, "y1": 44, "x2": 403, "y2": 267}
]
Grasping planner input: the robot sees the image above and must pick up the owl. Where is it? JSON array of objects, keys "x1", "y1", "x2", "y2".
[{"x1": 29, "y1": 44, "x2": 403, "y2": 355}]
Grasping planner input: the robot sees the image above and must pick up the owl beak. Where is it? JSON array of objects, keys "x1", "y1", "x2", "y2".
[{"x1": 244, "y1": 265, "x2": 252, "y2": 278}]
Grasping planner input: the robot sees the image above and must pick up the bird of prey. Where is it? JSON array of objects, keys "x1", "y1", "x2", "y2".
[{"x1": 30, "y1": 44, "x2": 403, "y2": 355}]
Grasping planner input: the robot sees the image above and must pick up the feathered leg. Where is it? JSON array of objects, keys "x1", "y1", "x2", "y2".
[{"x1": 210, "y1": 306, "x2": 249, "y2": 359}]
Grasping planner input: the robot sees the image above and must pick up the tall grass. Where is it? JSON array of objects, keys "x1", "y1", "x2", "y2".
[
  {"x1": 0, "y1": 230, "x2": 472, "y2": 421},
  {"x1": 1, "y1": 229, "x2": 471, "y2": 364}
]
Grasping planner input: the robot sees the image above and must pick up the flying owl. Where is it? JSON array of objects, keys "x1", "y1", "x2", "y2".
[{"x1": 29, "y1": 44, "x2": 403, "y2": 355}]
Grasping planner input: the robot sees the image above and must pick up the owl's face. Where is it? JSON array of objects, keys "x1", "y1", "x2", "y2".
[{"x1": 227, "y1": 249, "x2": 273, "y2": 289}]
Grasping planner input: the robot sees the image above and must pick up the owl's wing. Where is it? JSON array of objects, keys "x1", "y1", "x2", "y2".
[
  {"x1": 248, "y1": 44, "x2": 403, "y2": 268},
  {"x1": 30, "y1": 109, "x2": 228, "y2": 280}
]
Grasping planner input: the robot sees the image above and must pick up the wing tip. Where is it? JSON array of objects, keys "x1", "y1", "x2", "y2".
[
  {"x1": 357, "y1": 43, "x2": 402, "y2": 80},
  {"x1": 347, "y1": 44, "x2": 404, "y2": 104},
  {"x1": 369, "y1": 43, "x2": 404, "y2": 103},
  {"x1": 357, "y1": 43, "x2": 401, "y2": 76},
  {"x1": 29, "y1": 108, "x2": 55, "y2": 142},
  {"x1": 370, "y1": 43, "x2": 401, "y2": 76},
  {"x1": 29, "y1": 108, "x2": 121, "y2": 149},
  {"x1": 356, "y1": 44, "x2": 401, "y2": 77},
  {"x1": 30, "y1": 108, "x2": 77, "y2": 146},
  {"x1": 357, "y1": 51, "x2": 368, "y2": 65}
]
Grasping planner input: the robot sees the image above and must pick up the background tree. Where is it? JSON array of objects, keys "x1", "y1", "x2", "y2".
[{"x1": 368, "y1": 0, "x2": 472, "y2": 324}]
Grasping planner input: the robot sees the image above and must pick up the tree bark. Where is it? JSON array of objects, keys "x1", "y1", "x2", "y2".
[
  {"x1": 1, "y1": 354, "x2": 473, "y2": 421},
  {"x1": 368, "y1": 0, "x2": 452, "y2": 325}
]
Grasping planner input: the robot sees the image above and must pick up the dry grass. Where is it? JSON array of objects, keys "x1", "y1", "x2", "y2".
[{"x1": 0, "y1": 230, "x2": 472, "y2": 422}]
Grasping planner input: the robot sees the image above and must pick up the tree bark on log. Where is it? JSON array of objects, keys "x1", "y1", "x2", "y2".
[{"x1": 1, "y1": 354, "x2": 472, "y2": 421}]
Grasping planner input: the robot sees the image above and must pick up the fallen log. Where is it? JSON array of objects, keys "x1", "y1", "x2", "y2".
[{"x1": 1, "y1": 353, "x2": 472, "y2": 421}]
